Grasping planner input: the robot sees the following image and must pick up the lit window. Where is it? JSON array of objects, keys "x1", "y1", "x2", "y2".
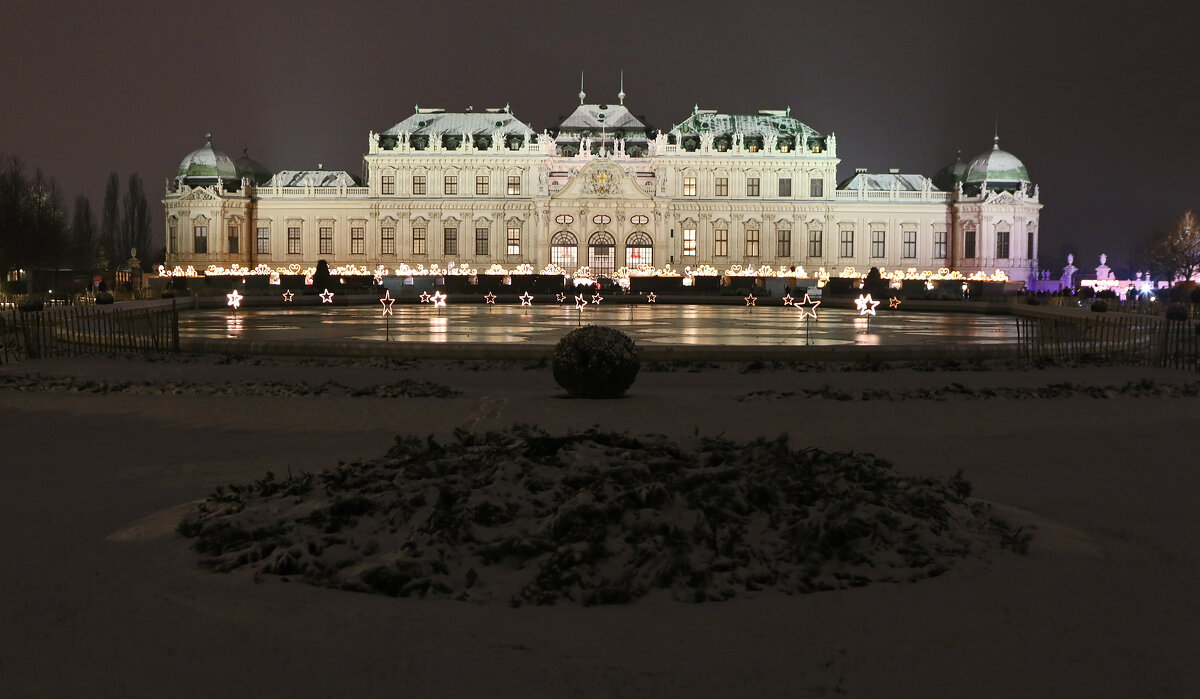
[
  {"x1": 256, "y1": 226, "x2": 270, "y2": 255},
  {"x1": 476, "y1": 175, "x2": 489, "y2": 195},
  {"x1": 193, "y1": 225, "x2": 208, "y2": 254},
  {"x1": 934, "y1": 231, "x2": 947, "y2": 259},
  {"x1": 413, "y1": 227, "x2": 427, "y2": 255},
  {"x1": 683, "y1": 176, "x2": 697, "y2": 196},
  {"x1": 507, "y1": 227, "x2": 521, "y2": 255},
  {"x1": 746, "y1": 229, "x2": 760, "y2": 257},
  {"x1": 444, "y1": 175, "x2": 457, "y2": 195},
  {"x1": 381, "y1": 226, "x2": 395, "y2": 255},
  {"x1": 840, "y1": 229, "x2": 854, "y2": 258},
  {"x1": 381, "y1": 175, "x2": 394, "y2": 195},
  {"x1": 810, "y1": 178, "x2": 824, "y2": 197},
  {"x1": 903, "y1": 231, "x2": 917, "y2": 259},
  {"x1": 550, "y1": 231, "x2": 578, "y2": 271},
  {"x1": 625, "y1": 232, "x2": 653, "y2": 267},
  {"x1": 715, "y1": 177, "x2": 728, "y2": 196},
  {"x1": 507, "y1": 176, "x2": 520, "y2": 195},
  {"x1": 777, "y1": 229, "x2": 791, "y2": 257},
  {"x1": 444, "y1": 227, "x2": 458, "y2": 255},
  {"x1": 747, "y1": 178, "x2": 760, "y2": 197},
  {"x1": 871, "y1": 230, "x2": 885, "y2": 258},
  {"x1": 351, "y1": 227, "x2": 365, "y2": 255},
  {"x1": 287, "y1": 226, "x2": 301, "y2": 255},
  {"x1": 683, "y1": 228, "x2": 697, "y2": 256},
  {"x1": 808, "y1": 230, "x2": 823, "y2": 258},
  {"x1": 778, "y1": 178, "x2": 791, "y2": 197},
  {"x1": 714, "y1": 229, "x2": 728, "y2": 257},
  {"x1": 319, "y1": 226, "x2": 333, "y2": 255},
  {"x1": 413, "y1": 175, "x2": 426, "y2": 195},
  {"x1": 475, "y1": 228, "x2": 488, "y2": 256},
  {"x1": 996, "y1": 230, "x2": 1010, "y2": 259}
]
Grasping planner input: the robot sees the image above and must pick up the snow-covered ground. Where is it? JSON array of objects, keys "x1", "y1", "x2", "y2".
[{"x1": 0, "y1": 354, "x2": 1196, "y2": 697}]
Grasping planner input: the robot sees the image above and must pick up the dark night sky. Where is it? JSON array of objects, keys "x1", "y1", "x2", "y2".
[{"x1": 2, "y1": 0, "x2": 1197, "y2": 274}]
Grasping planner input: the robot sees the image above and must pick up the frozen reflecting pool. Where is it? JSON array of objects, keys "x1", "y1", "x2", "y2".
[{"x1": 180, "y1": 303, "x2": 1019, "y2": 347}]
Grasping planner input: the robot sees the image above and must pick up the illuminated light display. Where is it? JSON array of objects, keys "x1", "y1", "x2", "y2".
[
  {"x1": 484, "y1": 292, "x2": 496, "y2": 304},
  {"x1": 796, "y1": 293, "x2": 821, "y2": 320},
  {"x1": 646, "y1": 292, "x2": 657, "y2": 304},
  {"x1": 855, "y1": 293, "x2": 880, "y2": 316},
  {"x1": 745, "y1": 293, "x2": 757, "y2": 306},
  {"x1": 282, "y1": 290, "x2": 294, "y2": 302},
  {"x1": 592, "y1": 292, "x2": 604, "y2": 305},
  {"x1": 430, "y1": 291, "x2": 447, "y2": 308},
  {"x1": 781, "y1": 293, "x2": 795, "y2": 306},
  {"x1": 519, "y1": 292, "x2": 534, "y2": 306},
  {"x1": 889, "y1": 296, "x2": 902, "y2": 309},
  {"x1": 380, "y1": 290, "x2": 395, "y2": 316},
  {"x1": 226, "y1": 290, "x2": 243, "y2": 309},
  {"x1": 319, "y1": 289, "x2": 335, "y2": 304},
  {"x1": 555, "y1": 293, "x2": 566, "y2": 303},
  {"x1": 575, "y1": 294, "x2": 588, "y2": 310},
  {"x1": 419, "y1": 291, "x2": 431, "y2": 303}
]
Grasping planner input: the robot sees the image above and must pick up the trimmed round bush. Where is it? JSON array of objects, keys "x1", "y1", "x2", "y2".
[
  {"x1": 553, "y1": 325, "x2": 640, "y2": 398},
  {"x1": 95, "y1": 291, "x2": 114, "y2": 305},
  {"x1": 1090, "y1": 300, "x2": 1108, "y2": 313}
]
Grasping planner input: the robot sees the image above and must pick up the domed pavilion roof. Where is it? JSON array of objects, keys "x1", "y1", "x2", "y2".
[
  {"x1": 234, "y1": 147, "x2": 273, "y2": 185},
  {"x1": 963, "y1": 136, "x2": 1030, "y2": 186},
  {"x1": 177, "y1": 134, "x2": 238, "y2": 182},
  {"x1": 931, "y1": 150, "x2": 969, "y2": 191}
]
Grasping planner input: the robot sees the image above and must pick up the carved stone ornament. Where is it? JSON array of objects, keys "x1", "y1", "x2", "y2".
[{"x1": 583, "y1": 165, "x2": 622, "y2": 196}]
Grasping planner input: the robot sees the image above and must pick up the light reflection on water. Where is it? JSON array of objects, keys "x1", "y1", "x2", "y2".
[{"x1": 182, "y1": 304, "x2": 1019, "y2": 347}]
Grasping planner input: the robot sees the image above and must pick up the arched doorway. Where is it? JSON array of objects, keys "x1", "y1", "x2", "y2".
[
  {"x1": 550, "y1": 231, "x2": 578, "y2": 273},
  {"x1": 588, "y1": 231, "x2": 616, "y2": 278},
  {"x1": 625, "y1": 231, "x2": 653, "y2": 267}
]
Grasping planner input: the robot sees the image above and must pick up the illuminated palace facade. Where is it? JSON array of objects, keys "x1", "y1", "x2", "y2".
[{"x1": 163, "y1": 91, "x2": 1041, "y2": 283}]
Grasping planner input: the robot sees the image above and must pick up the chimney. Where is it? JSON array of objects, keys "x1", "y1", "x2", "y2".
[
  {"x1": 855, "y1": 167, "x2": 867, "y2": 174},
  {"x1": 889, "y1": 168, "x2": 900, "y2": 174}
]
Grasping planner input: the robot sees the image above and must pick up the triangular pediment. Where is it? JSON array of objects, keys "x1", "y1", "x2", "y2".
[
  {"x1": 551, "y1": 160, "x2": 653, "y2": 202},
  {"x1": 982, "y1": 191, "x2": 1022, "y2": 207},
  {"x1": 179, "y1": 186, "x2": 219, "y2": 201}
]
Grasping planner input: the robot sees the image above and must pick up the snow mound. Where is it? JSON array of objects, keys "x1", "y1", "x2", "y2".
[{"x1": 179, "y1": 426, "x2": 1028, "y2": 605}]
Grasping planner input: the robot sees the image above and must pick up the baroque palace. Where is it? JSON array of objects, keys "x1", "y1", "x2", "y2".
[{"x1": 163, "y1": 85, "x2": 1040, "y2": 285}]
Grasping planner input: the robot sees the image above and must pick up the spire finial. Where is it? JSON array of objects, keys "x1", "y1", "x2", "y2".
[
  {"x1": 993, "y1": 116, "x2": 999, "y2": 149},
  {"x1": 205, "y1": 132, "x2": 212, "y2": 146},
  {"x1": 579, "y1": 70, "x2": 586, "y2": 105},
  {"x1": 618, "y1": 70, "x2": 625, "y2": 105}
]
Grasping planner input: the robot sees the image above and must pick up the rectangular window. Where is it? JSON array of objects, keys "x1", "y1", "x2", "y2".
[
  {"x1": 683, "y1": 176, "x2": 697, "y2": 197},
  {"x1": 903, "y1": 231, "x2": 917, "y2": 259},
  {"x1": 351, "y1": 227, "x2": 365, "y2": 255},
  {"x1": 476, "y1": 175, "x2": 488, "y2": 195},
  {"x1": 256, "y1": 226, "x2": 270, "y2": 255},
  {"x1": 746, "y1": 178, "x2": 760, "y2": 197},
  {"x1": 444, "y1": 175, "x2": 457, "y2": 195},
  {"x1": 319, "y1": 226, "x2": 333, "y2": 255},
  {"x1": 381, "y1": 226, "x2": 396, "y2": 255},
  {"x1": 683, "y1": 228, "x2": 697, "y2": 256},
  {"x1": 714, "y1": 229, "x2": 729, "y2": 256},
  {"x1": 193, "y1": 225, "x2": 208, "y2": 254},
  {"x1": 840, "y1": 229, "x2": 854, "y2": 258},
  {"x1": 778, "y1": 178, "x2": 791, "y2": 197},
  {"x1": 507, "y1": 176, "x2": 521, "y2": 196},
  {"x1": 227, "y1": 225, "x2": 239, "y2": 254},
  {"x1": 413, "y1": 227, "x2": 427, "y2": 255},
  {"x1": 444, "y1": 227, "x2": 458, "y2": 255},
  {"x1": 507, "y1": 227, "x2": 521, "y2": 255},
  {"x1": 810, "y1": 178, "x2": 824, "y2": 197},
  {"x1": 777, "y1": 229, "x2": 791, "y2": 258},
  {"x1": 287, "y1": 226, "x2": 300, "y2": 255},
  {"x1": 475, "y1": 227, "x2": 489, "y2": 255},
  {"x1": 1027, "y1": 230, "x2": 1034, "y2": 259},
  {"x1": 996, "y1": 231, "x2": 1010, "y2": 259},
  {"x1": 715, "y1": 177, "x2": 728, "y2": 196},
  {"x1": 871, "y1": 230, "x2": 885, "y2": 258},
  {"x1": 168, "y1": 224, "x2": 177, "y2": 254},
  {"x1": 412, "y1": 175, "x2": 426, "y2": 195},
  {"x1": 746, "y1": 229, "x2": 760, "y2": 257},
  {"x1": 934, "y1": 231, "x2": 947, "y2": 259},
  {"x1": 381, "y1": 175, "x2": 394, "y2": 195},
  {"x1": 808, "y1": 230, "x2": 823, "y2": 258},
  {"x1": 965, "y1": 229, "x2": 977, "y2": 259}
]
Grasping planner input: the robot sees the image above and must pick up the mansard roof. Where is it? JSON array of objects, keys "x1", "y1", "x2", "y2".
[
  {"x1": 266, "y1": 170, "x2": 359, "y2": 187},
  {"x1": 382, "y1": 110, "x2": 535, "y2": 137},
  {"x1": 671, "y1": 110, "x2": 820, "y2": 140},
  {"x1": 557, "y1": 104, "x2": 647, "y2": 138},
  {"x1": 838, "y1": 172, "x2": 939, "y2": 191}
]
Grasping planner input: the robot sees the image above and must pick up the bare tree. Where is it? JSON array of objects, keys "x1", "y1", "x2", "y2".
[
  {"x1": 70, "y1": 195, "x2": 98, "y2": 270},
  {"x1": 0, "y1": 156, "x2": 66, "y2": 292},
  {"x1": 1150, "y1": 210, "x2": 1200, "y2": 281},
  {"x1": 100, "y1": 172, "x2": 120, "y2": 260},
  {"x1": 121, "y1": 173, "x2": 151, "y2": 268}
]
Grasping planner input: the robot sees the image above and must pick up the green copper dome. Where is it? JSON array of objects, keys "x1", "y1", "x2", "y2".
[
  {"x1": 964, "y1": 137, "x2": 1030, "y2": 186},
  {"x1": 177, "y1": 134, "x2": 238, "y2": 181}
]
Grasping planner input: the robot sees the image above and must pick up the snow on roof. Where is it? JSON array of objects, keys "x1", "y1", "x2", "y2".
[
  {"x1": 267, "y1": 170, "x2": 359, "y2": 187},
  {"x1": 671, "y1": 112, "x2": 819, "y2": 139},
  {"x1": 837, "y1": 173, "x2": 938, "y2": 191},
  {"x1": 382, "y1": 111, "x2": 534, "y2": 137},
  {"x1": 557, "y1": 104, "x2": 647, "y2": 133}
]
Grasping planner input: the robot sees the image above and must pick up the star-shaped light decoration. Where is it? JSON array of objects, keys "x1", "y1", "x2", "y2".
[
  {"x1": 282, "y1": 290, "x2": 294, "y2": 303},
  {"x1": 380, "y1": 290, "x2": 395, "y2": 316},
  {"x1": 781, "y1": 293, "x2": 795, "y2": 306},
  {"x1": 888, "y1": 296, "x2": 902, "y2": 309},
  {"x1": 796, "y1": 293, "x2": 821, "y2": 320},
  {"x1": 745, "y1": 293, "x2": 757, "y2": 307},
  {"x1": 592, "y1": 292, "x2": 603, "y2": 305},
  {"x1": 430, "y1": 291, "x2": 447, "y2": 308},
  {"x1": 419, "y1": 291, "x2": 431, "y2": 303},
  {"x1": 519, "y1": 292, "x2": 534, "y2": 306},
  {"x1": 575, "y1": 294, "x2": 588, "y2": 310},
  {"x1": 319, "y1": 289, "x2": 335, "y2": 304},
  {"x1": 484, "y1": 292, "x2": 496, "y2": 304},
  {"x1": 226, "y1": 290, "x2": 243, "y2": 309},
  {"x1": 646, "y1": 292, "x2": 657, "y2": 304},
  {"x1": 555, "y1": 292, "x2": 566, "y2": 303},
  {"x1": 855, "y1": 293, "x2": 880, "y2": 316}
]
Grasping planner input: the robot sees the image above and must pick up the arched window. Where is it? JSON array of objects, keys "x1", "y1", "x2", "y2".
[
  {"x1": 625, "y1": 232, "x2": 653, "y2": 267},
  {"x1": 588, "y1": 231, "x2": 616, "y2": 278},
  {"x1": 550, "y1": 231, "x2": 578, "y2": 273}
]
